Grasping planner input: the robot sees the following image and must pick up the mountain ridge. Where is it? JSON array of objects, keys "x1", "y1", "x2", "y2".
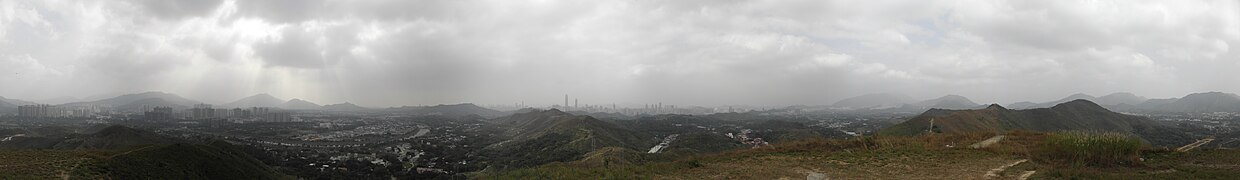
[{"x1": 880, "y1": 99, "x2": 1193, "y2": 146}]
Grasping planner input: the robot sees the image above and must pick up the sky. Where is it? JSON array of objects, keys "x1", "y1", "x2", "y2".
[{"x1": 1, "y1": 0, "x2": 1239, "y2": 107}]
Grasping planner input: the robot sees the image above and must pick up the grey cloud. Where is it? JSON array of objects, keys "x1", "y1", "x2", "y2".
[
  {"x1": 129, "y1": 0, "x2": 225, "y2": 20},
  {"x1": 254, "y1": 28, "x2": 327, "y2": 68},
  {"x1": 1, "y1": 0, "x2": 1239, "y2": 107}
]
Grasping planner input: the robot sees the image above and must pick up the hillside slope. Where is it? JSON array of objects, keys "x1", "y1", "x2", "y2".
[
  {"x1": 485, "y1": 109, "x2": 657, "y2": 169},
  {"x1": 0, "y1": 125, "x2": 174, "y2": 150},
  {"x1": 879, "y1": 100, "x2": 1192, "y2": 146}
]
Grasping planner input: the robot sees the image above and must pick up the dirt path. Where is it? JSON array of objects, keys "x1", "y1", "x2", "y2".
[
  {"x1": 983, "y1": 159, "x2": 1027, "y2": 179},
  {"x1": 1017, "y1": 171, "x2": 1036, "y2": 180},
  {"x1": 970, "y1": 135, "x2": 1006, "y2": 149},
  {"x1": 110, "y1": 145, "x2": 158, "y2": 158},
  {"x1": 1177, "y1": 138, "x2": 1215, "y2": 152},
  {"x1": 0, "y1": 158, "x2": 90, "y2": 168}
]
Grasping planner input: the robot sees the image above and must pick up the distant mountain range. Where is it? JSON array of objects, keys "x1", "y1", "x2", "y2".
[
  {"x1": 831, "y1": 93, "x2": 981, "y2": 111},
  {"x1": 9, "y1": 91, "x2": 1240, "y2": 115},
  {"x1": 1008, "y1": 92, "x2": 1240, "y2": 113},
  {"x1": 832, "y1": 93, "x2": 917, "y2": 109},
  {"x1": 825, "y1": 92, "x2": 1240, "y2": 113},
  {"x1": 0, "y1": 96, "x2": 42, "y2": 113},
  {"x1": 58, "y1": 92, "x2": 204, "y2": 111},
  {"x1": 223, "y1": 93, "x2": 286, "y2": 108},
  {"x1": 323, "y1": 102, "x2": 370, "y2": 111},
  {"x1": 909, "y1": 95, "x2": 981, "y2": 109},
  {"x1": 391, "y1": 103, "x2": 508, "y2": 118},
  {"x1": 880, "y1": 100, "x2": 1193, "y2": 146},
  {"x1": 1006, "y1": 93, "x2": 1147, "y2": 109},
  {"x1": 282, "y1": 98, "x2": 322, "y2": 110}
]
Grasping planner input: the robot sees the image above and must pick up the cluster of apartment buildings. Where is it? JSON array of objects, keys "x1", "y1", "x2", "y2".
[
  {"x1": 143, "y1": 104, "x2": 292, "y2": 122},
  {"x1": 17, "y1": 104, "x2": 111, "y2": 118}
]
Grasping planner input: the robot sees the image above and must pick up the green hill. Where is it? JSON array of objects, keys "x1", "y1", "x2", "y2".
[
  {"x1": 880, "y1": 100, "x2": 1193, "y2": 146},
  {"x1": 484, "y1": 109, "x2": 658, "y2": 169},
  {"x1": 103, "y1": 141, "x2": 290, "y2": 179},
  {"x1": 0, "y1": 125, "x2": 174, "y2": 150},
  {"x1": 0, "y1": 125, "x2": 290, "y2": 179},
  {"x1": 0, "y1": 141, "x2": 290, "y2": 179}
]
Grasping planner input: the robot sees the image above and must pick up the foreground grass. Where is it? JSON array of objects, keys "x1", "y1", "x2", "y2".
[
  {"x1": 476, "y1": 132, "x2": 1019, "y2": 179},
  {"x1": 481, "y1": 131, "x2": 1240, "y2": 179},
  {"x1": 0, "y1": 149, "x2": 112, "y2": 179},
  {"x1": 1038, "y1": 131, "x2": 1143, "y2": 167}
]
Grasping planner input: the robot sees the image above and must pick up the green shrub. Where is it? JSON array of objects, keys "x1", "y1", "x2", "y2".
[{"x1": 1038, "y1": 131, "x2": 1142, "y2": 167}]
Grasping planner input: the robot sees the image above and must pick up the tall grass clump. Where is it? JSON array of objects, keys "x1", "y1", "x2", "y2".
[{"x1": 1039, "y1": 131, "x2": 1142, "y2": 167}]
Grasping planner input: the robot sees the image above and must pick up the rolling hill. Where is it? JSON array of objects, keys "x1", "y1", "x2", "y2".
[
  {"x1": 224, "y1": 93, "x2": 286, "y2": 108},
  {"x1": 1152, "y1": 92, "x2": 1240, "y2": 113},
  {"x1": 0, "y1": 96, "x2": 38, "y2": 106},
  {"x1": 323, "y1": 102, "x2": 370, "y2": 111},
  {"x1": 879, "y1": 100, "x2": 1193, "y2": 146},
  {"x1": 832, "y1": 93, "x2": 916, "y2": 109},
  {"x1": 911, "y1": 95, "x2": 980, "y2": 109},
  {"x1": 282, "y1": 98, "x2": 322, "y2": 110},
  {"x1": 0, "y1": 96, "x2": 38, "y2": 114},
  {"x1": 407, "y1": 103, "x2": 506, "y2": 118},
  {"x1": 1094, "y1": 92, "x2": 1148, "y2": 106},
  {"x1": 485, "y1": 109, "x2": 658, "y2": 169},
  {"x1": 60, "y1": 92, "x2": 202, "y2": 111}
]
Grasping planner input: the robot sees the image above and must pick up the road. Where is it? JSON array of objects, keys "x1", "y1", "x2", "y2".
[{"x1": 1176, "y1": 138, "x2": 1215, "y2": 152}]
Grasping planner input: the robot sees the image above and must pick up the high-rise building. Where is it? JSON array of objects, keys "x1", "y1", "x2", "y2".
[
  {"x1": 250, "y1": 107, "x2": 270, "y2": 116},
  {"x1": 144, "y1": 106, "x2": 174, "y2": 122},
  {"x1": 264, "y1": 111, "x2": 291, "y2": 122},
  {"x1": 18, "y1": 104, "x2": 50, "y2": 118},
  {"x1": 191, "y1": 104, "x2": 215, "y2": 120}
]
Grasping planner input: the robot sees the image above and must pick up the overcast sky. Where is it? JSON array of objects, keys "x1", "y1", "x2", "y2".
[{"x1": 1, "y1": 0, "x2": 1239, "y2": 107}]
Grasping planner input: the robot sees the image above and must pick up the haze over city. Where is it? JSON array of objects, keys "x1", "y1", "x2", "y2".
[{"x1": 2, "y1": 0, "x2": 1238, "y2": 107}]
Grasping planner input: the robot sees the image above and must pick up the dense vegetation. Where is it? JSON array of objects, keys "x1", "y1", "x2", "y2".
[
  {"x1": 103, "y1": 141, "x2": 290, "y2": 179},
  {"x1": 1037, "y1": 131, "x2": 1143, "y2": 167}
]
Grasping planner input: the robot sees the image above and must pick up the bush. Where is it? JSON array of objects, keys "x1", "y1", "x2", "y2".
[{"x1": 1038, "y1": 131, "x2": 1142, "y2": 167}]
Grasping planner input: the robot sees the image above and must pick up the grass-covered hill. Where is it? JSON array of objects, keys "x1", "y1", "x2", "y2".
[
  {"x1": 0, "y1": 125, "x2": 291, "y2": 179},
  {"x1": 0, "y1": 125, "x2": 174, "y2": 150},
  {"x1": 102, "y1": 141, "x2": 290, "y2": 179},
  {"x1": 482, "y1": 109, "x2": 659, "y2": 169},
  {"x1": 0, "y1": 140, "x2": 291, "y2": 179},
  {"x1": 880, "y1": 100, "x2": 1194, "y2": 147}
]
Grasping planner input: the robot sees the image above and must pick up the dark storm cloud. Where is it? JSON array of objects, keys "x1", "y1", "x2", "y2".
[{"x1": 0, "y1": 0, "x2": 1238, "y2": 107}]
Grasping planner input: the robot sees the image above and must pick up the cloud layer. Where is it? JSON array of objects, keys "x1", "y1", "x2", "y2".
[{"x1": 1, "y1": 0, "x2": 1238, "y2": 107}]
